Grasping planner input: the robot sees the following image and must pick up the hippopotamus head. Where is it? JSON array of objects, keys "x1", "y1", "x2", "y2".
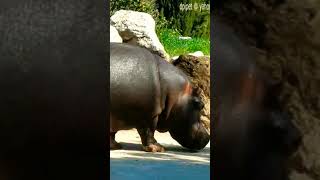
[{"x1": 167, "y1": 87, "x2": 210, "y2": 151}]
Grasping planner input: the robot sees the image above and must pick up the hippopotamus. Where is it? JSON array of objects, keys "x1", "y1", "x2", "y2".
[
  {"x1": 0, "y1": 0, "x2": 105, "y2": 179},
  {"x1": 213, "y1": 19, "x2": 302, "y2": 180},
  {"x1": 110, "y1": 43, "x2": 210, "y2": 152}
]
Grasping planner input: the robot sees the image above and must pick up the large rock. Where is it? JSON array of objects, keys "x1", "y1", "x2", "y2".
[
  {"x1": 188, "y1": 51, "x2": 204, "y2": 57},
  {"x1": 110, "y1": 25, "x2": 122, "y2": 43},
  {"x1": 216, "y1": 1, "x2": 320, "y2": 179},
  {"x1": 172, "y1": 55, "x2": 210, "y2": 131},
  {"x1": 111, "y1": 10, "x2": 170, "y2": 60}
]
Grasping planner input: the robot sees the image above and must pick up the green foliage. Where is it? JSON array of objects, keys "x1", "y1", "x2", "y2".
[
  {"x1": 110, "y1": 0, "x2": 169, "y2": 33},
  {"x1": 110, "y1": 0, "x2": 210, "y2": 38},
  {"x1": 158, "y1": 29, "x2": 210, "y2": 57},
  {"x1": 110, "y1": 0, "x2": 158, "y2": 18},
  {"x1": 110, "y1": 0, "x2": 210, "y2": 56},
  {"x1": 157, "y1": 0, "x2": 210, "y2": 38}
]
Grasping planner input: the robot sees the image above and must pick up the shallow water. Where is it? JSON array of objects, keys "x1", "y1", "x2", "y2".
[{"x1": 110, "y1": 159, "x2": 210, "y2": 180}]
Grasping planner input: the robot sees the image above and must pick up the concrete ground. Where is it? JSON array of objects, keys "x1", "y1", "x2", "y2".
[{"x1": 110, "y1": 129, "x2": 210, "y2": 180}]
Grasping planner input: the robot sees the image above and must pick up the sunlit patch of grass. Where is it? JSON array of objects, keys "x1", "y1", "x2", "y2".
[{"x1": 158, "y1": 29, "x2": 210, "y2": 57}]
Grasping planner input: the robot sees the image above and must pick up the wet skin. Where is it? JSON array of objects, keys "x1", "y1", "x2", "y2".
[{"x1": 110, "y1": 43, "x2": 210, "y2": 152}]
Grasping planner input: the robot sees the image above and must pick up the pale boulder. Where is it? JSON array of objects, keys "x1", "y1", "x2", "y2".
[
  {"x1": 111, "y1": 10, "x2": 170, "y2": 60},
  {"x1": 188, "y1": 51, "x2": 204, "y2": 57},
  {"x1": 110, "y1": 25, "x2": 122, "y2": 43}
]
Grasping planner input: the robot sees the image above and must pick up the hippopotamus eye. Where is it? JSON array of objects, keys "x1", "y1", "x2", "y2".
[{"x1": 192, "y1": 97, "x2": 204, "y2": 110}]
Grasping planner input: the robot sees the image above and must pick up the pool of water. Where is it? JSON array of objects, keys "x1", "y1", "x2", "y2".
[{"x1": 110, "y1": 159, "x2": 210, "y2": 180}]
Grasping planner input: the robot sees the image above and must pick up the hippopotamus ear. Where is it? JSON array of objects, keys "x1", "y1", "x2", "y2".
[{"x1": 192, "y1": 97, "x2": 204, "y2": 110}]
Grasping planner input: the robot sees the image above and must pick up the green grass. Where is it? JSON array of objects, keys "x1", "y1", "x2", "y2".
[{"x1": 158, "y1": 28, "x2": 210, "y2": 57}]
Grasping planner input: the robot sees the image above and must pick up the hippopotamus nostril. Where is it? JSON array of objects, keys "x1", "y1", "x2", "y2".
[{"x1": 192, "y1": 97, "x2": 204, "y2": 110}]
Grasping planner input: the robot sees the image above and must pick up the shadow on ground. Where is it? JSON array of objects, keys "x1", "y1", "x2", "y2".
[
  {"x1": 111, "y1": 142, "x2": 210, "y2": 164},
  {"x1": 110, "y1": 130, "x2": 210, "y2": 179}
]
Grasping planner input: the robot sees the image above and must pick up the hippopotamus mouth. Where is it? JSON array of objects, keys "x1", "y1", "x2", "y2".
[
  {"x1": 168, "y1": 97, "x2": 210, "y2": 151},
  {"x1": 182, "y1": 123, "x2": 210, "y2": 151}
]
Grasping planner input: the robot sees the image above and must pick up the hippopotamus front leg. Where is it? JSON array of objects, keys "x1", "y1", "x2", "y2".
[
  {"x1": 137, "y1": 116, "x2": 165, "y2": 152},
  {"x1": 110, "y1": 132, "x2": 122, "y2": 150}
]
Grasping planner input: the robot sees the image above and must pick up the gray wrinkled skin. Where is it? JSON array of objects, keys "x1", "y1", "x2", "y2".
[{"x1": 110, "y1": 43, "x2": 209, "y2": 152}]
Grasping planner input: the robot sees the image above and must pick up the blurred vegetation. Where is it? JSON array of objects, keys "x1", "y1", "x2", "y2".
[
  {"x1": 110, "y1": 0, "x2": 159, "y2": 19},
  {"x1": 110, "y1": 0, "x2": 210, "y2": 56},
  {"x1": 158, "y1": 29, "x2": 210, "y2": 57},
  {"x1": 157, "y1": 0, "x2": 210, "y2": 38},
  {"x1": 110, "y1": 0, "x2": 210, "y2": 38}
]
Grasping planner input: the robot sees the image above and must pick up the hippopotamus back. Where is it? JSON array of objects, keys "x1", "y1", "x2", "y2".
[{"x1": 110, "y1": 43, "x2": 161, "y2": 127}]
